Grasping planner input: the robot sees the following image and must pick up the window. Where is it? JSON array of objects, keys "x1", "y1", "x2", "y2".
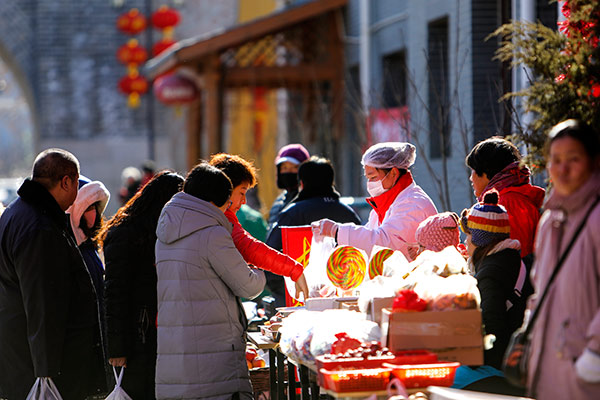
[
  {"x1": 382, "y1": 51, "x2": 407, "y2": 107},
  {"x1": 428, "y1": 17, "x2": 450, "y2": 158}
]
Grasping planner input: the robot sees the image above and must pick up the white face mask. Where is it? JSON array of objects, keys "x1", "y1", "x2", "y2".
[{"x1": 366, "y1": 171, "x2": 390, "y2": 197}]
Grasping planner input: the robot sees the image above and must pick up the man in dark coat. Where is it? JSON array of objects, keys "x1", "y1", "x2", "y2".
[
  {"x1": 266, "y1": 156, "x2": 362, "y2": 307},
  {"x1": 0, "y1": 149, "x2": 106, "y2": 400}
]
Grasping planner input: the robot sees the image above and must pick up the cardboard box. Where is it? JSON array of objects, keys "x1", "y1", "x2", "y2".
[
  {"x1": 381, "y1": 308, "x2": 483, "y2": 351},
  {"x1": 367, "y1": 297, "x2": 395, "y2": 325},
  {"x1": 435, "y1": 346, "x2": 483, "y2": 366}
]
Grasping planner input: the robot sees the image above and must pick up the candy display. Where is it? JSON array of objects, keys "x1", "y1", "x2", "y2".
[
  {"x1": 327, "y1": 246, "x2": 366, "y2": 290},
  {"x1": 368, "y1": 248, "x2": 394, "y2": 279},
  {"x1": 330, "y1": 332, "x2": 362, "y2": 355}
]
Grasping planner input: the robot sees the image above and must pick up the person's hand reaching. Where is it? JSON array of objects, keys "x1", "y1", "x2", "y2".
[
  {"x1": 294, "y1": 273, "x2": 309, "y2": 301},
  {"x1": 311, "y1": 219, "x2": 338, "y2": 238},
  {"x1": 109, "y1": 357, "x2": 127, "y2": 367}
]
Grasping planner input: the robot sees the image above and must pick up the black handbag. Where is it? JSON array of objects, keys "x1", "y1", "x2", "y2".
[{"x1": 502, "y1": 195, "x2": 600, "y2": 388}]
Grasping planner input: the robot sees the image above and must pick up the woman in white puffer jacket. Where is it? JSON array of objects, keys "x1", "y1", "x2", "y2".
[{"x1": 312, "y1": 142, "x2": 437, "y2": 260}]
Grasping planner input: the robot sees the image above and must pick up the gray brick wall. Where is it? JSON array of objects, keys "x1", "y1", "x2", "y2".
[{"x1": 0, "y1": 0, "x2": 238, "y2": 214}]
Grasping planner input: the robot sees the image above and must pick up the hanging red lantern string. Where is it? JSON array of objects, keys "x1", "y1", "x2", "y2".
[
  {"x1": 116, "y1": 5, "x2": 182, "y2": 108},
  {"x1": 151, "y1": 5, "x2": 181, "y2": 59}
]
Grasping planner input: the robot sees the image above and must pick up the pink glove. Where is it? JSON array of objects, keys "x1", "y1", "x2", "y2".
[{"x1": 311, "y1": 219, "x2": 339, "y2": 238}]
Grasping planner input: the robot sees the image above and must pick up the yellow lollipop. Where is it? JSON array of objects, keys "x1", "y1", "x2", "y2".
[{"x1": 326, "y1": 246, "x2": 366, "y2": 290}]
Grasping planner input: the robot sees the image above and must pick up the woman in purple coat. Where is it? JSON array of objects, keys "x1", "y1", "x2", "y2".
[{"x1": 527, "y1": 120, "x2": 600, "y2": 399}]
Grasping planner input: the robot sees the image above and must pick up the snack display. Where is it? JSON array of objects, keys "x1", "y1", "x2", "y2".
[
  {"x1": 429, "y1": 292, "x2": 478, "y2": 311},
  {"x1": 327, "y1": 246, "x2": 366, "y2": 290},
  {"x1": 368, "y1": 248, "x2": 394, "y2": 279}
]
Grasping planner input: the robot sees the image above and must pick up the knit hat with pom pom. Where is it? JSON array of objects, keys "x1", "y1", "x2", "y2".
[{"x1": 460, "y1": 189, "x2": 510, "y2": 247}]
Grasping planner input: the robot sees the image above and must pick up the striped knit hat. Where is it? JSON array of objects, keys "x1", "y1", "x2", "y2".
[{"x1": 460, "y1": 189, "x2": 510, "y2": 247}]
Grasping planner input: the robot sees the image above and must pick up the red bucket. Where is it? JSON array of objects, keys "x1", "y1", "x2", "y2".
[{"x1": 280, "y1": 225, "x2": 313, "y2": 306}]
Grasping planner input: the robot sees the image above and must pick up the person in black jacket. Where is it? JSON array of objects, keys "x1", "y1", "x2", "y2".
[
  {"x1": 97, "y1": 170, "x2": 183, "y2": 400},
  {"x1": 266, "y1": 156, "x2": 361, "y2": 307},
  {"x1": 453, "y1": 189, "x2": 532, "y2": 396},
  {"x1": 266, "y1": 143, "x2": 310, "y2": 232},
  {"x1": 0, "y1": 148, "x2": 106, "y2": 400}
]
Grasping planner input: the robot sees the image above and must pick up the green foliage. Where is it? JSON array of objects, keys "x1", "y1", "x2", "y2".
[{"x1": 490, "y1": 0, "x2": 600, "y2": 169}]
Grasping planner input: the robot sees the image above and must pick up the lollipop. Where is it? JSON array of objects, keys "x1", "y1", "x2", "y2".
[
  {"x1": 368, "y1": 248, "x2": 394, "y2": 279},
  {"x1": 326, "y1": 246, "x2": 366, "y2": 290}
]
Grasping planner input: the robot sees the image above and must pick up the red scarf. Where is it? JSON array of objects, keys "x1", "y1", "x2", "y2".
[
  {"x1": 479, "y1": 161, "x2": 531, "y2": 201},
  {"x1": 366, "y1": 171, "x2": 414, "y2": 225}
]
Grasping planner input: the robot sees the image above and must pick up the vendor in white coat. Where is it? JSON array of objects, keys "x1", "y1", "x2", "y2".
[{"x1": 312, "y1": 142, "x2": 437, "y2": 259}]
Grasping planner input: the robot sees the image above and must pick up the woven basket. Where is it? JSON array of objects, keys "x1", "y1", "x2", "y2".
[
  {"x1": 250, "y1": 367, "x2": 271, "y2": 394},
  {"x1": 249, "y1": 365, "x2": 288, "y2": 399}
]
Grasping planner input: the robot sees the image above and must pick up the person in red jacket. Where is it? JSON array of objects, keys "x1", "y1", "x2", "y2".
[
  {"x1": 209, "y1": 153, "x2": 309, "y2": 301},
  {"x1": 465, "y1": 137, "x2": 545, "y2": 259}
]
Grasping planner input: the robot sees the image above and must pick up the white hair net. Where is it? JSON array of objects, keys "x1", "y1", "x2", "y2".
[{"x1": 361, "y1": 142, "x2": 416, "y2": 169}]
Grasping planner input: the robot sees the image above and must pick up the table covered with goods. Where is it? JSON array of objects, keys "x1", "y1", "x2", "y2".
[{"x1": 246, "y1": 228, "x2": 528, "y2": 400}]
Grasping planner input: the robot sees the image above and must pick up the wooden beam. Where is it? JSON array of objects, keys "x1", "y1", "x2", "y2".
[
  {"x1": 204, "y1": 54, "x2": 222, "y2": 158},
  {"x1": 223, "y1": 65, "x2": 337, "y2": 88},
  {"x1": 186, "y1": 97, "x2": 202, "y2": 169},
  {"x1": 176, "y1": 0, "x2": 347, "y2": 63}
]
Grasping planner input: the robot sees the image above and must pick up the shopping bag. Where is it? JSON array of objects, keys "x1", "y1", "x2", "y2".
[
  {"x1": 105, "y1": 367, "x2": 133, "y2": 400},
  {"x1": 25, "y1": 377, "x2": 63, "y2": 400},
  {"x1": 502, "y1": 325, "x2": 530, "y2": 388}
]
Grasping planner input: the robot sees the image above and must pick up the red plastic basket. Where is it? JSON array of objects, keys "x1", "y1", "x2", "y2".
[
  {"x1": 383, "y1": 362, "x2": 460, "y2": 389},
  {"x1": 319, "y1": 368, "x2": 391, "y2": 393}
]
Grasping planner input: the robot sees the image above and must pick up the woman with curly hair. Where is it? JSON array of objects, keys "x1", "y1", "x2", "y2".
[
  {"x1": 209, "y1": 153, "x2": 308, "y2": 302},
  {"x1": 97, "y1": 170, "x2": 184, "y2": 399}
]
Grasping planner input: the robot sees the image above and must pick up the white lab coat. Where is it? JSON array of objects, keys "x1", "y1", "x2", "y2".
[{"x1": 336, "y1": 182, "x2": 437, "y2": 258}]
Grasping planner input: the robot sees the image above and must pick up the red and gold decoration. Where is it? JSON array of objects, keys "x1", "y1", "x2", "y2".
[
  {"x1": 115, "y1": 5, "x2": 181, "y2": 109},
  {"x1": 116, "y1": 8, "x2": 147, "y2": 35},
  {"x1": 151, "y1": 5, "x2": 180, "y2": 57},
  {"x1": 116, "y1": 38, "x2": 149, "y2": 108}
]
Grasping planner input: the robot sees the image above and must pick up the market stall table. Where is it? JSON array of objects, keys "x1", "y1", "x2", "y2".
[{"x1": 247, "y1": 332, "x2": 321, "y2": 400}]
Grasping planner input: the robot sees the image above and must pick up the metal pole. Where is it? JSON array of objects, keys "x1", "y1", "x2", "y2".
[
  {"x1": 145, "y1": 0, "x2": 156, "y2": 161},
  {"x1": 359, "y1": 0, "x2": 370, "y2": 112}
]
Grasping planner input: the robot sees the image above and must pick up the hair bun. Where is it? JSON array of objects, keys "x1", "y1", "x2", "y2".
[{"x1": 482, "y1": 189, "x2": 499, "y2": 205}]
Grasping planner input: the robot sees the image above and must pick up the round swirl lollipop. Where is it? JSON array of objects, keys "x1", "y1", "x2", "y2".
[
  {"x1": 326, "y1": 246, "x2": 366, "y2": 290},
  {"x1": 368, "y1": 248, "x2": 394, "y2": 279}
]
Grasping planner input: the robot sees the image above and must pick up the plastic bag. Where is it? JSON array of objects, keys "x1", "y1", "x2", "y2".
[
  {"x1": 26, "y1": 378, "x2": 63, "y2": 400},
  {"x1": 309, "y1": 309, "x2": 381, "y2": 358},
  {"x1": 414, "y1": 274, "x2": 481, "y2": 311},
  {"x1": 302, "y1": 235, "x2": 337, "y2": 299},
  {"x1": 105, "y1": 367, "x2": 132, "y2": 400}
]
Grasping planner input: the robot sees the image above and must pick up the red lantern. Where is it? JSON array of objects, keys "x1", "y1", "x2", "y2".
[
  {"x1": 153, "y1": 73, "x2": 199, "y2": 105},
  {"x1": 151, "y1": 5, "x2": 181, "y2": 29},
  {"x1": 152, "y1": 38, "x2": 177, "y2": 56},
  {"x1": 117, "y1": 39, "x2": 148, "y2": 65},
  {"x1": 119, "y1": 74, "x2": 149, "y2": 95},
  {"x1": 117, "y1": 8, "x2": 147, "y2": 35}
]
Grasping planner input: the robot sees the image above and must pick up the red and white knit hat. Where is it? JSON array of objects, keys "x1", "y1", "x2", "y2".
[{"x1": 415, "y1": 211, "x2": 461, "y2": 252}]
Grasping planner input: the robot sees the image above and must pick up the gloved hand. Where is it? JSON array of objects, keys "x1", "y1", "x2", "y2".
[
  {"x1": 575, "y1": 348, "x2": 600, "y2": 383},
  {"x1": 294, "y1": 273, "x2": 309, "y2": 302},
  {"x1": 311, "y1": 219, "x2": 339, "y2": 238}
]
